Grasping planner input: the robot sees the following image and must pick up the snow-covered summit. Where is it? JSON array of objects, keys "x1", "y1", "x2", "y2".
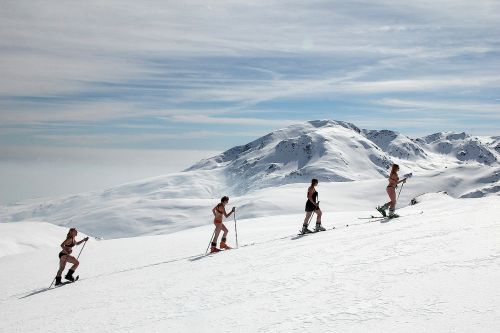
[
  {"x1": 416, "y1": 132, "x2": 498, "y2": 165},
  {"x1": 188, "y1": 120, "x2": 392, "y2": 193},
  {"x1": 189, "y1": 120, "x2": 498, "y2": 193},
  {"x1": 363, "y1": 129, "x2": 428, "y2": 160}
]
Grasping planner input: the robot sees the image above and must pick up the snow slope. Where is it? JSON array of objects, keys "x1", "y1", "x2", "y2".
[
  {"x1": 0, "y1": 222, "x2": 87, "y2": 258},
  {"x1": 0, "y1": 194, "x2": 499, "y2": 332},
  {"x1": 0, "y1": 120, "x2": 498, "y2": 240}
]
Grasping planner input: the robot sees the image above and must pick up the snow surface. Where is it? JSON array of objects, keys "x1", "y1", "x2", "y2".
[
  {"x1": 1, "y1": 120, "x2": 498, "y2": 240},
  {"x1": 0, "y1": 120, "x2": 499, "y2": 331},
  {"x1": 0, "y1": 194, "x2": 499, "y2": 332},
  {"x1": 0, "y1": 222, "x2": 86, "y2": 258}
]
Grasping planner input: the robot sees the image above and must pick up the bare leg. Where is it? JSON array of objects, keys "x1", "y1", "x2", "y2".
[
  {"x1": 66, "y1": 256, "x2": 79, "y2": 271},
  {"x1": 303, "y1": 211, "x2": 313, "y2": 225},
  {"x1": 213, "y1": 224, "x2": 222, "y2": 244},
  {"x1": 221, "y1": 224, "x2": 228, "y2": 239},
  {"x1": 387, "y1": 188, "x2": 397, "y2": 210},
  {"x1": 57, "y1": 256, "x2": 67, "y2": 277},
  {"x1": 315, "y1": 208, "x2": 322, "y2": 223}
]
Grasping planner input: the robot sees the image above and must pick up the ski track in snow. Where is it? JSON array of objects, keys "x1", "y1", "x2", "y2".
[{"x1": 0, "y1": 194, "x2": 499, "y2": 332}]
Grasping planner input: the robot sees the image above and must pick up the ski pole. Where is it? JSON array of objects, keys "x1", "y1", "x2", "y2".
[
  {"x1": 205, "y1": 229, "x2": 216, "y2": 254},
  {"x1": 233, "y1": 208, "x2": 239, "y2": 248},
  {"x1": 76, "y1": 239, "x2": 88, "y2": 259},
  {"x1": 397, "y1": 174, "x2": 412, "y2": 201},
  {"x1": 397, "y1": 182, "x2": 405, "y2": 200}
]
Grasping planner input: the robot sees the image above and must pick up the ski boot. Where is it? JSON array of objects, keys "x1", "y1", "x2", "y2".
[
  {"x1": 301, "y1": 224, "x2": 313, "y2": 234},
  {"x1": 210, "y1": 242, "x2": 221, "y2": 253},
  {"x1": 65, "y1": 269, "x2": 76, "y2": 282},
  {"x1": 220, "y1": 238, "x2": 232, "y2": 250},
  {"x1": 376, "y1": 203, "x2": 389, "y2": 217},
  {"x1": 55, "y1": 276, "x2": 62, "y2": 286},
  {"x1": 388, "y1": 209, "x2": 399, "y2": 219},
  {"x1": 314, "y1": 223, "x2": 326, "y2": 232}
]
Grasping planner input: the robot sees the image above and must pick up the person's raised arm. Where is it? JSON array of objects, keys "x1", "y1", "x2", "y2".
[
  {"x1": 224, "y1": 206, "x2": 235, "y2": 218},
  {"x1": 77, "y1": 237, "x2": 89, "y2": 245}
]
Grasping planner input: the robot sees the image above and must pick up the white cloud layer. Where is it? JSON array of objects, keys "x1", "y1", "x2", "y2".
[{"x1": 0, "y1": 1, "x2": 499, "y2": 160}]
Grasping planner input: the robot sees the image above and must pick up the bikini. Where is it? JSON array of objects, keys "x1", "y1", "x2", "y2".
[
  {"x1": 58, "y1": 239, "x2": 75, "y2": 259},
  {"x1": 387, "y1": 176, "x2": 398, "y2": 188},
  {"x1": 305, "y1": 190, "x2": 319, "y2": 212}
]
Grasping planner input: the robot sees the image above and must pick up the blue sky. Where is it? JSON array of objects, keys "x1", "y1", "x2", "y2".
[{"x1": 0, "y1": 0, "x2": 499, "y2": 202}]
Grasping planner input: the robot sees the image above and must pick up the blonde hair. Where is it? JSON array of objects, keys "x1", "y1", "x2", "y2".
[{"x1": 390, "y1": 164, "x2": 399, "y2": 175}]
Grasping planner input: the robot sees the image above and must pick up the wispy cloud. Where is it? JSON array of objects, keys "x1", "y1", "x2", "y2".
[
  {"x1": 168, "y1": 115, "x2": 295, "y2": 126},
  {"x1": 1, "y1": 0, "x2": 499, "y2": 153},
  {"x1": 377, "y1": 98, "x2": 500, "y2": 116}
]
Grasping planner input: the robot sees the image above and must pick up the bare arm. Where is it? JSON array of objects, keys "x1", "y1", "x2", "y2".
[
  {"x1": 76, "y1": 237, "x2": 89, "y2": 245},
  {"x1": 223, "y1": 207, "x2": 235, "y2": 218}
]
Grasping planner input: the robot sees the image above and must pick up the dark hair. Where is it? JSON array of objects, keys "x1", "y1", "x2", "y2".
[
  {"x1": 221, "y1": 196, "x2": 229, "y2": 203},
  {"x1": 67, "y1": 228, "x2": 76, "y2": 239},
  {"x1": 390, "y1": 164, "x2": 400, "y2": 175},
  {"x1": 311, "y1": 178, "x2": 318, "y2": 185}
]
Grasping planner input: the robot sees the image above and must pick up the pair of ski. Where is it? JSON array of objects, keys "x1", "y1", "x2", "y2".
[
  {"x1": 55, "y1": 276, "x2": 80, "y2": 287},
  {"x1": 297, "y1": 227, "x2": 335, "y2": 236},
  {"x1": 358, "y1": 210, "x2": 423, "y2": 221},
  {"x1": 209, "y1": 247, "x2": 232, "y2": 255}
]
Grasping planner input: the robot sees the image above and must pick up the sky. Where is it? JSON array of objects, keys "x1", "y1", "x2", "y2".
[{"x1": 1, "y1": 0, "x2": 500, "y2": 203}]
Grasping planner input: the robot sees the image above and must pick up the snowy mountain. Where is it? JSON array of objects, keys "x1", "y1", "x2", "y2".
[
  {"x1": 362, "y1": 129, "x2": 428, "y2": 160},
  {"x1": 0, "y1": 120, "x2": 498, "y2": 240},
  {"x1": 188, "y1": 120, "x2": 393, "y2": 192},
  {"x1": 190, "y1": 120, "x2": 498, "y2": 191},
  {"x1": 1, "y1": 194, "x2": 499, "y2": 332},
  {"x1": 417, "y1": 132, "x2": 498, "y2": 165}
]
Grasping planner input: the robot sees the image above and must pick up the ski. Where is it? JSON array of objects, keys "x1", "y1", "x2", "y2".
[
  {"x1": 394, "y1": 211, "x2": 423, "y2": 218},
  {"x1": 211, "y1": 248, "x2": 232, "y2": 254},
  {"x1": 358, "y1": 215, "x2": 382, "y2": 220}
]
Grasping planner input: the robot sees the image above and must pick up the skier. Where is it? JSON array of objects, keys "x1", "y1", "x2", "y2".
[
  {"x1": 301, "y1": 178, "x2": 325, "y2": 234},
  {"x1": 377, "y1": 163, "x2": 407, "y2": 218},
  {"x1": 210, "y1": 196, "x2": 235, "y2": 253},
  {"x1": 55, "y1": 228, "x2": 88, "y2": 285}
]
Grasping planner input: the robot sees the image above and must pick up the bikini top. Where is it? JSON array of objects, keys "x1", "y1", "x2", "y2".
[{"x1": 388, "y1": 174, "x2": 399, "y2": 187}]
